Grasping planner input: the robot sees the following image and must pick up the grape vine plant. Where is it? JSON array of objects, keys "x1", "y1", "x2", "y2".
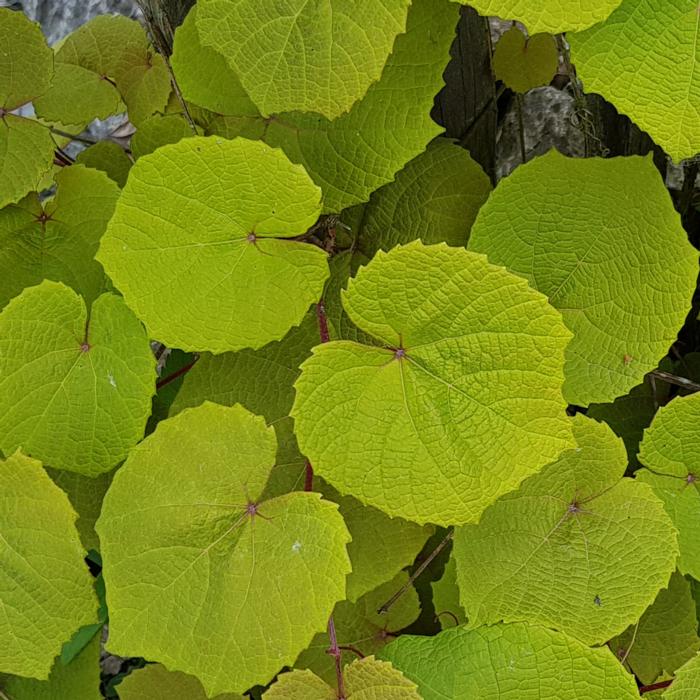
[{"x1": 0, "y1": 0, "x2": 699, "y2": 698}]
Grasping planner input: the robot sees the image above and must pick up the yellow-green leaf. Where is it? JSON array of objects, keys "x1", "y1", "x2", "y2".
[{"x1": 492, "y1": 27, "x2": 558, "y2": 93}]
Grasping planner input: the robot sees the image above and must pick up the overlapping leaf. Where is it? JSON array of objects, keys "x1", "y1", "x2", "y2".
[
  {"x1": 665, "y1": 653, "x2": 700, "y2": 698},
  {"x1": 266, "y1": 657, "x2": 421, "y2": 700},
  {"x1": 197, "y1": 0, "x2": 410, "y2": 119},
  {"x1": 0, "y1": 164, "x2": 119, "y2": 309},
  {"x1": 380, "y1": 622, "x2": 640, "y2": 699},
  {"x1": 293, "y1": 241, "x2": 574, "y2": 525},
  {"x1": 129, "y1": 114, "x2": 195, "y2": 159},
  {"x1": 0, "y1": 452, "x2": 97, "y2": 679},
  {"x1": 569, "y1": 0, "x2": 700, "y2": 162},
  {"x1": 453, "y1": 415, "x2": 678, "y2": 645},
  {"x1": 118, "y1": 664, "x2": 244, "y2": 700},
  {"x1": 74, "y1": 141, "x2": 132, "y2": 187},
  {"x1": 0, "y1": 8, "x2": 55, "y2": 207},
  {"x1": 610, "y1": 571, "x2": 700, "y2": 685},
  {"x1": 97, "y1": 403, "x2": 351, "y2": 696},
  {"x1": 56, "y1": 15, "x2": 170, "y2": 126},
  {"x1": 263, "y1": 0, "x2": 459, "y2": 211},
  {"x1": 0, "y1": 281, "x2": 155, "y2": 475},
  {"x1": 637, "y1": 393, "x2": 700, "y2": 580},
  {"x1": 431, "y1": 556, "x2": 466, "y2": 629},
  {"x1": 469, "y1": 151, "x2": 698, "y2": 406},
  {"x1": 453, "y1": 0, "x2": 622, "y2": 33},
  {"x1": 0, "y1": 634, "x2": 101, "y2": 700},
  {"x1": 171, "y1": 7, "x2": 258, "y2": 117},
  {"x1": 295, "y1": 572, "x2": 421, "y2": 682},
  {"x1": 492, "y1": 27, "x2": 558, "y2": 93},
  {"x1": 351, "y1": 138, "x2": 492, "y2": 257},
  {"x1": 98, "y1": 136, "x2": 328, "y2": 353}
]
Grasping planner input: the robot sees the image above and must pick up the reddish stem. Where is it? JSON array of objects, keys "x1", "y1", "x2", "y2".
[
  {"x1": 316, "y1": 300, "x2": 330, "y2": 343},
  {"x1": 639, "y1": 680, "x2": 673, "y2": 694},
  {"x1": 338, "y1": 645, "x2": 365, "y2": 659},
  {"x1": 304, "y1": 459, "x2": 314, "y2": 492},
  {"x1": 156, "y1": 358, "x2": 198, "y2": 390},
  {"x1": 327, "y1": 617, "x2": 346, "y2": 700}
]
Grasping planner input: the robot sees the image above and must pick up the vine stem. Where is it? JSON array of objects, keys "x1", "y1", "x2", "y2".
[
  {"x1": 516, "y1": 93, "x2": 526, "y2": 164},
  {"x1": 651, "y1": 369, "x2": 700, "y2": 393},
  {"x1": 639, "y1": 679, "x2": 673, "y2": 694},
  {"x1": 377, "y1": 529, "x2": 454, "y2": 615},
  {"x1": 327, "y1": 617, "x2": 347, "y2": 700},
  {"x1": 155, "y1": 357, "x2": 198, "y2": 390}
]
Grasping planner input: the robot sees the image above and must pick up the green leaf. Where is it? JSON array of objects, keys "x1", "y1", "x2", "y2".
[
  {"x1": 569, "y1": 0, "x2": 700, "y2": 162},
  {"x1": 453, "y1": 414, "x2": 679, "y2": 645},
  {"x1": 637, "y1": 393, "x2": 700, "y2": 581},
  {"x1": 326, "y1": 485, "x2": 433, "y2": 602},
  {"x1": 295, "y1": 572, "x2": 421, "y2": 682},
  {"x1": 379, "y1": 622, "x2": 640, "y2": 699},
  {"x1": 610, "y1": 571, "x2": 700, "y2": 685},
  {"x1": 267, "y1": 657, "x2": 421, "y2": 700},
  {"x1": 0, "y1": 281, "x2": 155, "y2": 476},
  {"x1": 492, "y1": 27, "x2": 558, "y2": 93},
  {"x1": 130, "y1": 114, "x2": 195, "y2": 159},
  {"x1": 0, "y1": 7, "x2": 53, "y2": 110},
  {"x1": 0, "y1": 451, "x2": 97, "y2": 679},
  {"x1": 352, "y1": 138, "x2": 492, "y2": 258},
  {"x1": 588, "y1": 371, "x2": 671, "y2": 469},
  {"x1": 452, "y1": 0, "x2": 622, "y2": 33},
  {"x1": 97, "y1": 136, "x2": 328, "y2": 353},
  {"x1": 0, "y1": 632, "x2": 101, "y2": 700},
  {"x1": 56, "y1": 15, "x2": 171, "y2": 126},
  {"x1": 431, "y1": 556, "x2": 466, "y2": 629},
  {"x1": 197, "y1": 0, "x2": 410, "y2": 120},
  {"x1": 0, "y1": 164, "x2": 120, "y2": 309},
  {"x1": 171, "y1": 7, "x2": 261, "y2": 117},
  {"x1": 0, "y1": 115, "x2": 55, "y2": 209},
  {"x1": 292, "y1": 241, "x2": 574, "y2": 526},
  {"x1": 33, "y1": 62, "x2": 122, "y2": 127},
  {"x1": 47, "y1": 469, "x2": 113, "y2": 553},
  {"x1": 666, "y1": 653, "x2": 700, "y2": 698},
  {"x1": 263, "y1": 0, "x2": 458, "y2": 212},
  {"x1": 468, "y1": 151, "x2": 698, "y2": 406},
  {"x1": 118, "y1": 664, "x2": 244, "y2": 700},
  {"x1": 97, "y1": 402, "x2": 351, "y2": 696},
  {"x1": 74, "y1": 141, "x2": 132, "y2": 188}
]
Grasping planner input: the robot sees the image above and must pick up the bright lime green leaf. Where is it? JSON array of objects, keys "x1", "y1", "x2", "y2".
[
  {"x1": 588, "y1": 371, "x2": 671, "y2": 469},
  {"x1": 267, "y1": 657, "x2": 421, "y2": 700},
  {"x1": 468, "y1": 151, "x2": 697, "y2": 406},
  {"x1": 492, "y1": 27, "x2": 558, "y2": 93},
  {"x1": 637, "y1": 393, "x2": 700, "y2": 580},
  {"x1": 74, "y1": 141, "x2": 132, "y2": 187},
  {"x1": 380, "y1": 622, "x2": 640, "y2": 699},
  {"x1": 118, "y1": 664, "x2": 244, "y2": 700},
  {"x1": 296, "y1": 572, "x2": 421, "y2": 682},
  {"x1": 0, "y1": 8, "x2": 53, "y2": 110},
  {"x1": 97, "y1": 403, "x2": 351, "y2": 697},
  {"x1": 0, "y1": 164, "x2": 119, "y2": 308},
  {"x1": 453, "y1": 414, "x2": 678, "y2": 645},
  {"x1": 0, "y1": 9, "x2": 55, "y2": 207},
  {"x1": 130, "y1": 114, "x2": 195, "y2": 159},
  {"x1": 453, "y1": 0, "x2": 622, "y2": 33},
  {"x1": 197, "y1": 0, "x2": 410, "y2": 119},
  {"x1": 610, "y1": 571, "x2": 700, "y2": 685},
  {"x1": 264, "y1": 0, "x2": 458, "y2": 212},
  {"x1": 431, "y1": 556, "x2": 466, "y2": 629},
  {"x1": 569, "y1": 0, "x2": 700, "y2": 162},
  {"x1": 0, "y1": 115, "x2": 55, "y2": 209},
  {"x1": 48, "y1": 468, "x2": 113, "y2": 553},
  {"x1": 56, "y1": 15, "x2": 171, "y2": 126},
  {"x1": 34, "y1": 62, "x2": 122, "y2": 127},
  {"x1": 171, "y1": 7, "x2": 258, "y2": 116},
  {"x1": 328, "y1": 487, "x2": 433, "y2": 602},
  {"x1": 0, "y1": 451, "x2": 97, "y2": 679},
  {"x1": 0, "y1": 281, "x2": 155, "y2": 475},
  {"x1": 0, "y1": 633, "x2": 101, "y2": 700},
  {"x1": 98, "y1": 136, "x2": 327, "y2": 353},
  {"x1": 666, "y1": 653, "x2": 700, "y2": 698},
  {"x1": 293, "y1": 241, "x2": 574, "y2": 526},
  {"x1": 353, "y1": 138, "x2": 492, "y2": 258}
]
